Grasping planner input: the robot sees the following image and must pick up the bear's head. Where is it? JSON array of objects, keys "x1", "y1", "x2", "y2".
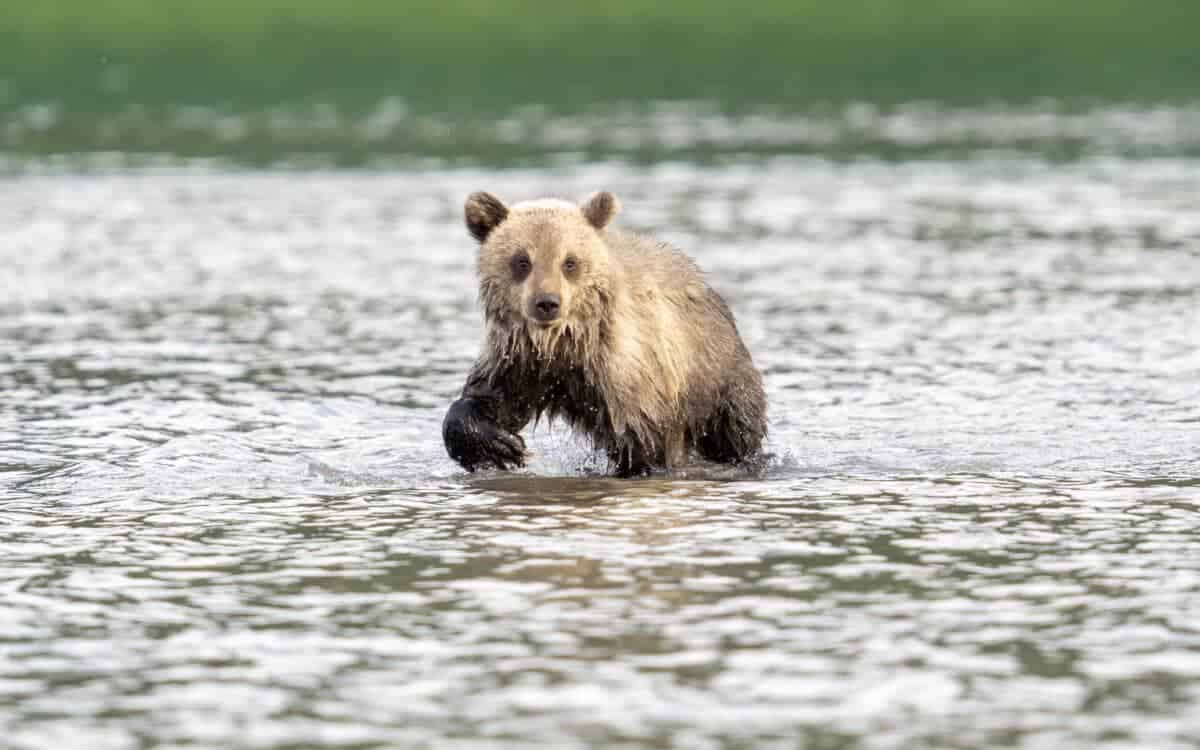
[{"x1": 465, "y1": 191, "x2": 619, "y2": 341}]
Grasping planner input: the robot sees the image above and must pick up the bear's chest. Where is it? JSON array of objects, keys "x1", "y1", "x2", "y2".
[{"x1": 531, "y1": 364, "x2": 609, "y2": 432}]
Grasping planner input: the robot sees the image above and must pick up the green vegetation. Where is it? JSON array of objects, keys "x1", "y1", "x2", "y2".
[{"x1": 1, "y1": 1, "x2": 1198, "y2": 158}]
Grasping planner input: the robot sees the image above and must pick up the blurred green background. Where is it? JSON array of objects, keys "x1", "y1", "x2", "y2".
[{"x1": 2, "y1": 0, "x2": 1198, "y2": 160}]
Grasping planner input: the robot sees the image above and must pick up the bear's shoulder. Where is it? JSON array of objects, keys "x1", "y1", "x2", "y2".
[
  {"x1": 606, "y1": 229, "x2": 701, "y2": 275},
  {"x1": 605, "y1": 229, "x2": 712, "y2": 304}
]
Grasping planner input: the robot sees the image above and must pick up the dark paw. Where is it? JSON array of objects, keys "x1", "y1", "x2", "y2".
[{"x1": 443, "y1": 402, "x2": 527, "y2": 472}]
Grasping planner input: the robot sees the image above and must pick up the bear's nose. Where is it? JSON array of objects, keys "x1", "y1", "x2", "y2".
[{"x1": 532, "y1": 293, "x2": 561, "y2": 321}]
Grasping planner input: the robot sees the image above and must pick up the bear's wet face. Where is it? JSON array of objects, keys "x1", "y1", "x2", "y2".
[{"x1": 469, "y1": 191, "x2": 618, "y2": 337}]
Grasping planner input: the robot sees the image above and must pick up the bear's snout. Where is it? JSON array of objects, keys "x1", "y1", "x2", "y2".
[{"x1": 530, "y1": 292, "x2": 562, "y2": 322}]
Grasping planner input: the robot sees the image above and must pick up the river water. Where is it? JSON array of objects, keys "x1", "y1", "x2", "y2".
[{"x1": 2, "y1": 155, "x2": 1199, "y2": 748}]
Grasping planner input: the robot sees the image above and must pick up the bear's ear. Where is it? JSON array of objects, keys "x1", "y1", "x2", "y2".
[
  {"x1": 465, "y1": 191, "x2": 509, "y2": 242},
  {"x1": 581, "y1": 191, "x2": 619, "y2": 230}
]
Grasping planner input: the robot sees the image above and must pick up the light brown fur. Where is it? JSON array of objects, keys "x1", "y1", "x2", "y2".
[{"x1": 445, "y1": 191, "x2": 766, "y2": 476}]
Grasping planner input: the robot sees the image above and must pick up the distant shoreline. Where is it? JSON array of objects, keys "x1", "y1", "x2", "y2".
[
  {"x1": 2, "y1": 1, "x2": 1198, "y2": 159},
  {"x1": 3, "y1": 102, "x2": 1200, "y2": 166}
]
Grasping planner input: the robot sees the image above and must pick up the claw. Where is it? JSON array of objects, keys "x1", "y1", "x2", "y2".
[{"x1": 490, "y1": 430, "x2": 527, "y2": 469}]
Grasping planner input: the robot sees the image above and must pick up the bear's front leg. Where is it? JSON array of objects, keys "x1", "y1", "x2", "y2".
[{"x1": 443, "y1": 395, "x2": 528, "y2": 472}]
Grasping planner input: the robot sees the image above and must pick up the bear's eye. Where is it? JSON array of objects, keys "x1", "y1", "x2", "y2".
[
  {"x1": 563, "y1": 256, "x2": 579, "y2": 274},
  {"x1": 510, "y1": 253, "x2": 532, "y2": 280}
]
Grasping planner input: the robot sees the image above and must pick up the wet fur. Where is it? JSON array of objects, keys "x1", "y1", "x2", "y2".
[{"x1": 446, "y1": 193, "x2": 767, "y2": 476}]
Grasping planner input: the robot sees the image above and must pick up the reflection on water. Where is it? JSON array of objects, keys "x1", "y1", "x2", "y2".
[{"x1": 2, "y1": 156, "x2": 1199, "y2": 748}]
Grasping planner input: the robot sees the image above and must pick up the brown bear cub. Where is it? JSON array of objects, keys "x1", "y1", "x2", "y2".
[{"x1": 443, "y1": 190, "x2": 767, "y2": 477}]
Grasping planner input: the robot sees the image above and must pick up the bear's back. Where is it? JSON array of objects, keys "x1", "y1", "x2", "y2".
[{"x1": 605, "y1": 229, "x2": 711, "y2": 298}]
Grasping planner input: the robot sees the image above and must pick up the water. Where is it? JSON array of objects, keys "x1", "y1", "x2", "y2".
[
  {"x1": 8, "y1": 102, "x2": 1200, "y2": 164},
  {"x1": 2, "y1": 155, "x2": 1199, "y2": 749}
]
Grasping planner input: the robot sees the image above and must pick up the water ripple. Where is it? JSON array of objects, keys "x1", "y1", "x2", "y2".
[{"x1": 1, "y1": 157, "x2": 1199, "y2": 748}]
